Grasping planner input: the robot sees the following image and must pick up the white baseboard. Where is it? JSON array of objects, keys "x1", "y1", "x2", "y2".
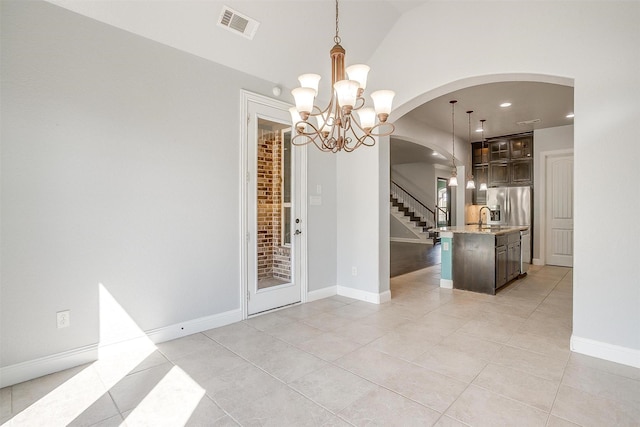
[
  {"x1": 0, "y1": 308, "x2": 243, "y2": 388},
  {"x1": 571, "y1": 335, "x2": 640, "y2": 369},
  {"x1": 378, "y1": 290, "x2": 391, "y2": 304},
  {"x1": 0, "y1": 344, "x2": 98, "y2": 388},
  {"x1": 146, "y1": 308, "x2": 243, "y2": 344},
  {"x1": 307, "y1": 286, "x2": 337, "y2": 302},
  {"x1": 533, "y1": 258, "x2": 544, "y2": 266},
  {"x1": 337, "y1": 286, "x2": 390, "y2": 304},
  {"x1": 440, "y1": 278, "x2": 453, "y2": 289}
]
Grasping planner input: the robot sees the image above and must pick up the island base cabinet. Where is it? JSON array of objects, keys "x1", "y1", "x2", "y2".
[
  {"x1": 507, "y1": 239, "x2": 521, "y2": 282},
  {"x1": 453, "y1": 230, "x2": 522, "y2": 295},
  {"x1": 453, "y1": 234, "x2": 498, "y2": 295},
  {"x1": 496, "y1": 245, "x2": 508, "y2": 288}
]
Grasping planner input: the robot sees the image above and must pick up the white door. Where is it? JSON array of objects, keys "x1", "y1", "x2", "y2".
[
  {"x1": 546, "y1": 153, "x2": 574, "y2": 267},
  {"x1": 245, "y1": 94, "x2": 306, "y2": 316}
]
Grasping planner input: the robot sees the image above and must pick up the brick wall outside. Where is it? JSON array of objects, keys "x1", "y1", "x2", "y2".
[{"x1": 257, "y1": 129, "x2": 291, "y2": 282}]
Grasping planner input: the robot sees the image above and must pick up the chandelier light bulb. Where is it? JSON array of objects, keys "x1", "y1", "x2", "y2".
[
  {"x1": 346, "y1": 64, "x2": 370, "y2": 91},
  {"x1": 466, "y1": 179, "x2": 476, "y2": 189},
  {"x1": 357, "y1": 107, "x2": 376, "y2": 130},
  {"x1": 334, "y1": 80, "x2": 360, "y2": 110},
  {"x1": 317, "y1": 112, "x2": 334, "y2": 135},
  {"x1": 291, "y1": 87, "x2": 316, "y2": 118},
  {"x1": 289, "y1": 107, "x2": 305, "y2": 131},
  {"x1": 371, "y1": 90, "x2": 395, "y2": 121},
  {"x1": 449, "y1": 173, "x2": 458, "y2": 187},
  {"x1": 298, "y1": 73, "x2": 321, "y2": 95},
  {"x1": 479, "y1": 182, "x2": 488, "y2": 191}
]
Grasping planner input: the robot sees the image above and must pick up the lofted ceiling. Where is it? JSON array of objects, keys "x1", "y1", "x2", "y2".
[{"x1": 46, "y1": 1, "x2": 574, "y2": 166}]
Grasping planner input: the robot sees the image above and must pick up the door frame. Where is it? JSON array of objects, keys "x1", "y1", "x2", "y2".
[
  {"x1": 239, "y1": 90, "x2": 308, "y2": 319},
  {"x1": 538, "y1": 148, "x2": 574, "y2": 266}
]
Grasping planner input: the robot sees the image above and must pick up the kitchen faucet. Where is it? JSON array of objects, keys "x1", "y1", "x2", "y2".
[{"x1": 478, "y1": 206, "x2": 492, "y2": 227}]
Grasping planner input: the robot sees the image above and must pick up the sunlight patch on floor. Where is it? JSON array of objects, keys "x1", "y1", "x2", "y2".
[{"x1": 121, "y1": 366, "x2": 205, "y2": 426}]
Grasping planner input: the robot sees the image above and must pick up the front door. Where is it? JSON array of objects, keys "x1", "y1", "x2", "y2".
[
  {"x1": 545, "y1": 153, "x2": 574, "y2": 267},
  {"x1": 244, "y1": 93, "x2": 306, "y2": 315}
]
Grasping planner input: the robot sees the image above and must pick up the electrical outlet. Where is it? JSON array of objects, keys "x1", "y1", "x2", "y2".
[
  {"x1": 57, "y1": 310, "x2": 70, "y2": 329},
  {"x1": 351, "y1": 266, "x2": 357, "y2": 276}
]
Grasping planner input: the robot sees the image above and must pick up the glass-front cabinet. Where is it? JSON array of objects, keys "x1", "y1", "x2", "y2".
[
  {"x1": 490, "y1": 140, "x2": 510, "y2": 162},
  {"x1": 470, "y1": 132, "x2": 533, "y2": 203}
]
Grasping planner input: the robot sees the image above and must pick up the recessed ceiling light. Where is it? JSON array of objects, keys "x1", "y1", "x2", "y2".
[
  {"x1": 566, "y1": 113, "x2": 575, "y2": 118},
  {"x1": 432, "y1": 151, "x2": 440, "y2": 156},
  {"x1": 475, "y1": 128, "x2": 483, "y2": 132},
  {"x1": 500, "y1": 102, "x2": 512, "y2": 108}
]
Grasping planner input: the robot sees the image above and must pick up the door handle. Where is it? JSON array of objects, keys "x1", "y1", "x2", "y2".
[{"x1": 294, "y1": 229, "x2": 302, "y2": 235}]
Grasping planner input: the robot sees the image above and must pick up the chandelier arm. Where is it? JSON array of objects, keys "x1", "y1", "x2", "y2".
[
  {"x1": 352, "y1": 96, "x2": 365, "y2": 111},
  {"x1": 365, "y1": 122, "x2": 396, "y2": 138}
]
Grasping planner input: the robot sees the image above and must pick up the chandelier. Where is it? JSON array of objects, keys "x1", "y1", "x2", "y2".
[{"x1": 289, "y1": 0, "x2": 395, "y2": 152}]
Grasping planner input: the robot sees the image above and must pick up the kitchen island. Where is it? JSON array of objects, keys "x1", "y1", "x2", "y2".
[{"x1": 437, "y1": 225, "x2": 528, "y2": 295}]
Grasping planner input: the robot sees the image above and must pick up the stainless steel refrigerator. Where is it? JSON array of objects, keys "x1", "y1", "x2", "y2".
[{"x1": 486, "y1": 186, "x2": 532, "y2": 273}]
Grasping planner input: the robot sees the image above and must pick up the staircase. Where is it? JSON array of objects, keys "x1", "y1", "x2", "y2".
[{"x1": 390, "y1": 181, "x2": 440, "y2": 245}]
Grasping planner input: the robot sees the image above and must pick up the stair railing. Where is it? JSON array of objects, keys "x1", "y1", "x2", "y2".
[{"x1": 390, "y1": 181, "x2": 436, "y2": 229}]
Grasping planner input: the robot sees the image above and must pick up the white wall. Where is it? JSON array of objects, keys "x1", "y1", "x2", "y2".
[
  {"x1": 0, "y1": 1, "x2": 337, "y2": 374},
  {"x1": 335, "y1": 134, "x2": 391, "y2": 300},
  {"x1": 391, "y1": 162, "x2": 436, "y2": 208},
  {"x1": 366, "y1": 1, "x2": 640, "y2": 363},
  {"x1": 533, "y1": 125, "x2": 574, "y2": 262},
  {"x1": 306, "y1": 148, "x2": 338, "y2": 292},
  {"x1": 336, "y1": 145, "x2": 384, "y2": 294}
]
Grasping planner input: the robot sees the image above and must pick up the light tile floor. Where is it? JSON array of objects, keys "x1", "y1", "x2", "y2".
[{"x1": 2, "y1": 265, "x2": 640, "y2": 426}]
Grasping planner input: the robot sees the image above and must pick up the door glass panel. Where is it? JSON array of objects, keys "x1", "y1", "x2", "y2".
[
  {"x1": 436, "y1": 177, "x2": 450, "y2": 227},
  {"x1": 256, "y1": 118, "x2": 293, "y2": 290}
]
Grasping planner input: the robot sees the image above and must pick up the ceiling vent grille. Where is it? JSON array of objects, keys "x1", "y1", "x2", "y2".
[
  {"x1": 218, "y1": 6, "x2": 260, "y2": 40},
  {"x1": 517, "y1": 119, "x2": 542, "y2": 126}
]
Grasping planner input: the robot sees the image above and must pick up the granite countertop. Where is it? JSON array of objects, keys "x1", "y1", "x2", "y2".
[{"x1": 435, "y1": 225, "x2": 528, "y2": 235}]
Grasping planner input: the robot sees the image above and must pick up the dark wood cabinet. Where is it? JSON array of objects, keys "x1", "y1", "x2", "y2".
[
  {"x1": 473, "y1": 145, "x2": 489, "y2": 165},
  {"x1": 496, "y1": 245, "x2": 508, "y2": 288},
  {"x1": 473, "y1": 165, "x2": 488, "y2": 205},
  {"x1": 507, "y1": 234, "x2": 521, "y2": 282},
  {"x1": 510, "y1": 136, "x2": 533, "y2": 159},
  {"x1": 511, "y1": 160, "x2": 532, "y2": 184},
  {"x1": 490, "y1": 140, "x2": 509, "y2": 162},
  {"x1": 470, "y1": 132, "x2": 533, "y2": 203},
  {"x1": 489, "y1": 163, "x2": 510, "y2": 185}
]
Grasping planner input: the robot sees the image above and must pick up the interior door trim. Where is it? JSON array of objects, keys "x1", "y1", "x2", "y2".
[{"x1": 239, "y1": 90, "x2": 308, "y2": 320}]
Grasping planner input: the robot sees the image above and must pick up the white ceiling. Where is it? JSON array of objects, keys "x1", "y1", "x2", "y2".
[{"x1": 47, "y1": 1, "x2": 574, "y2": 166}]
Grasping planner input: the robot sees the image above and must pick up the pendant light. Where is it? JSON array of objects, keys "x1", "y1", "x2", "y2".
[
  {"x1": 448, "y1": 100, "x2": 458, "y2": 187},
  {"x1": 465, "y1": 110, "x2": 476, "y2": 190},
  {"x1": 479, "y1": 119, "x2": 488, "y2": 191}
]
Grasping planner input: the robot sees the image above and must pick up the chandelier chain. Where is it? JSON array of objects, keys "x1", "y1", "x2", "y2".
[{"x1": 334, "y1": 0, "x2": 341, "y2": 44}]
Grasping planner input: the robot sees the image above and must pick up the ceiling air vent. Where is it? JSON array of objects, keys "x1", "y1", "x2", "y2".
[
  {"x1": 517, "y1": 119, "x2": 542, "y2": 126},
  {"x1": 218, "y1": 6, "x2": 260, "y2": 40}
]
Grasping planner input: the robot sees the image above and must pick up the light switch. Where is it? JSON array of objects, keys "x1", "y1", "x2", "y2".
[
  {"x1": 316, "y1": 184, "x2": 322, "y2": 195},
  {"x1": 442, "y1": 242, "x2": 449, "y2": 251},
  {"x1": 310, "y1": 196, "x2": 322, "y2": 206}
]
